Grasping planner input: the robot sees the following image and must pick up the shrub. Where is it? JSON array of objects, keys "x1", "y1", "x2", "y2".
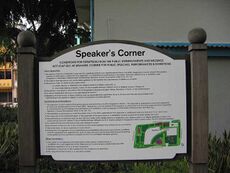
[
  {"x1": 132, "y1": 158, "x2": 189, "y2": 173},
  {"x1": 208, "y1": 131, "x2": 230, "y2": 173},
  {"x1": 0, "y1": 122, "x2": 18, "y2": 171},
  {"x1": 0, "y1": 107, "x2": 17, "y2": 123},
  {"x1": 37, "y1": 159, "x2": 134, "y2": 173}
]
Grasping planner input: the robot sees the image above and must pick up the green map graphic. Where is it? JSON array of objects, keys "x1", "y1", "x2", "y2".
[{"x1": 134, "y1": 120, "x2": 181, "y2": 148}]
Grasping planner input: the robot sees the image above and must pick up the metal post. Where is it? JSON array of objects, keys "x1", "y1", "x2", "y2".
[
  {"x1": 188, "y1": 28, "x2": 209, "y2": 173},
  {"x1": 17, "y1": 31, "x2": 37, "y2": 172}
]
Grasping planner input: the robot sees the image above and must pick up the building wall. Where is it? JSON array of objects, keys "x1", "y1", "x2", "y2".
[
  {"x1": 93, "y1": 0, "x2": 230, "y2": 135},
  {"x1": 94, "y1": 0, "x2": 230, "y2": 43},
  {"x1": 0, "y1": 62, "x2": 13, "y2": 103},
  {"x1": 208, "y1": 58, "x2": 230, "y2": 135},
  {"x1": 0, "y1": 61, "x2": 17, "y2": 105}
]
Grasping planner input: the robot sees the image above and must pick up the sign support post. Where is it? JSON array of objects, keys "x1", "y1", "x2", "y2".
[
  {"x1": 188, "y1": 28, "x2": 209, "y2": 173},
  {"x1": 17, "y1": 31, "x2": 37, "y2": 173}
]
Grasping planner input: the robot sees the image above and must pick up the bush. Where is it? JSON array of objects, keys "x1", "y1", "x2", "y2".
[
  {"x1": 0, "y1": 107, "x2": 17, "y2": 123},
  {"x1": 37, "y1": 159, "x2": 134, "y2": 173},
  {"x1": 133, "y1": 159, "x2": 189, "y2": 173},
  {"x1": 0, "y1": 122, "x2": 18, "y2": 171},
  {"x1": 208, "y1": 131, "x2": 230, "y2": 173},
  {"x1": 0, "y1": 108, "x2": 18, "y2": 171},
  {"x1": 36, "y1": 158, "x2": 189, "y2": 173}
]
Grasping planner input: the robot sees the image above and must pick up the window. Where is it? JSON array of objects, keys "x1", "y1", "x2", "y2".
[
  {"x1": 6, "y1": 71, "x2": 11, "y2": 79},
  {"x1": 0, "y1": 72, "x2": 4, "y2": 79}
]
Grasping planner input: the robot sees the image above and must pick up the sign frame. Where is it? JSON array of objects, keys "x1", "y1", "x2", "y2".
[{"x1": 37, "y1": 40, "x2": 188, "y2": 161}]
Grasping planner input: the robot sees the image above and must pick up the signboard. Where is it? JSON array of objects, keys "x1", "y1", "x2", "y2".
[{"x1": 39, "y1": 41, "x2": 187, "y2": 161}]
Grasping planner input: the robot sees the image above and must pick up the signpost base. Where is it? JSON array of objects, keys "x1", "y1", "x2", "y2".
[
  {"x1": 19, "y1": 167, "x2": 36, "y2": 173},
  {"x1": 189, "y1": 163, "x2": 208, "y2": 173}
]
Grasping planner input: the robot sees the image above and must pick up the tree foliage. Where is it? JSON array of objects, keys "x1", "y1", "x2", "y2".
[{"x1": 0, "y1": 0, "x2": 90, "y2": 57}]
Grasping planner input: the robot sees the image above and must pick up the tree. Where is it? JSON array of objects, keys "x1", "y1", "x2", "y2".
[
  {"x1": 0, "y1": 36, "x2": 16, "y2": 64},
  {"x1": 0, "y1": 0, "x2": 90, "y2": 57}
]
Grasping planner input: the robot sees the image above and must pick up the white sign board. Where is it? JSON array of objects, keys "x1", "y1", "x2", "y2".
[{"x1": 39, "y1": 42, "x2": 187, "y2": 161}]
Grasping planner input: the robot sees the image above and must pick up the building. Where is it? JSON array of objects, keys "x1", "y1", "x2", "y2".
[
  {"x1": 75, "y1": 0, "x2": 230, "y2": 136},
  {"x1": 0, "y1": 45, "x2": 17, "y2": 106}
]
